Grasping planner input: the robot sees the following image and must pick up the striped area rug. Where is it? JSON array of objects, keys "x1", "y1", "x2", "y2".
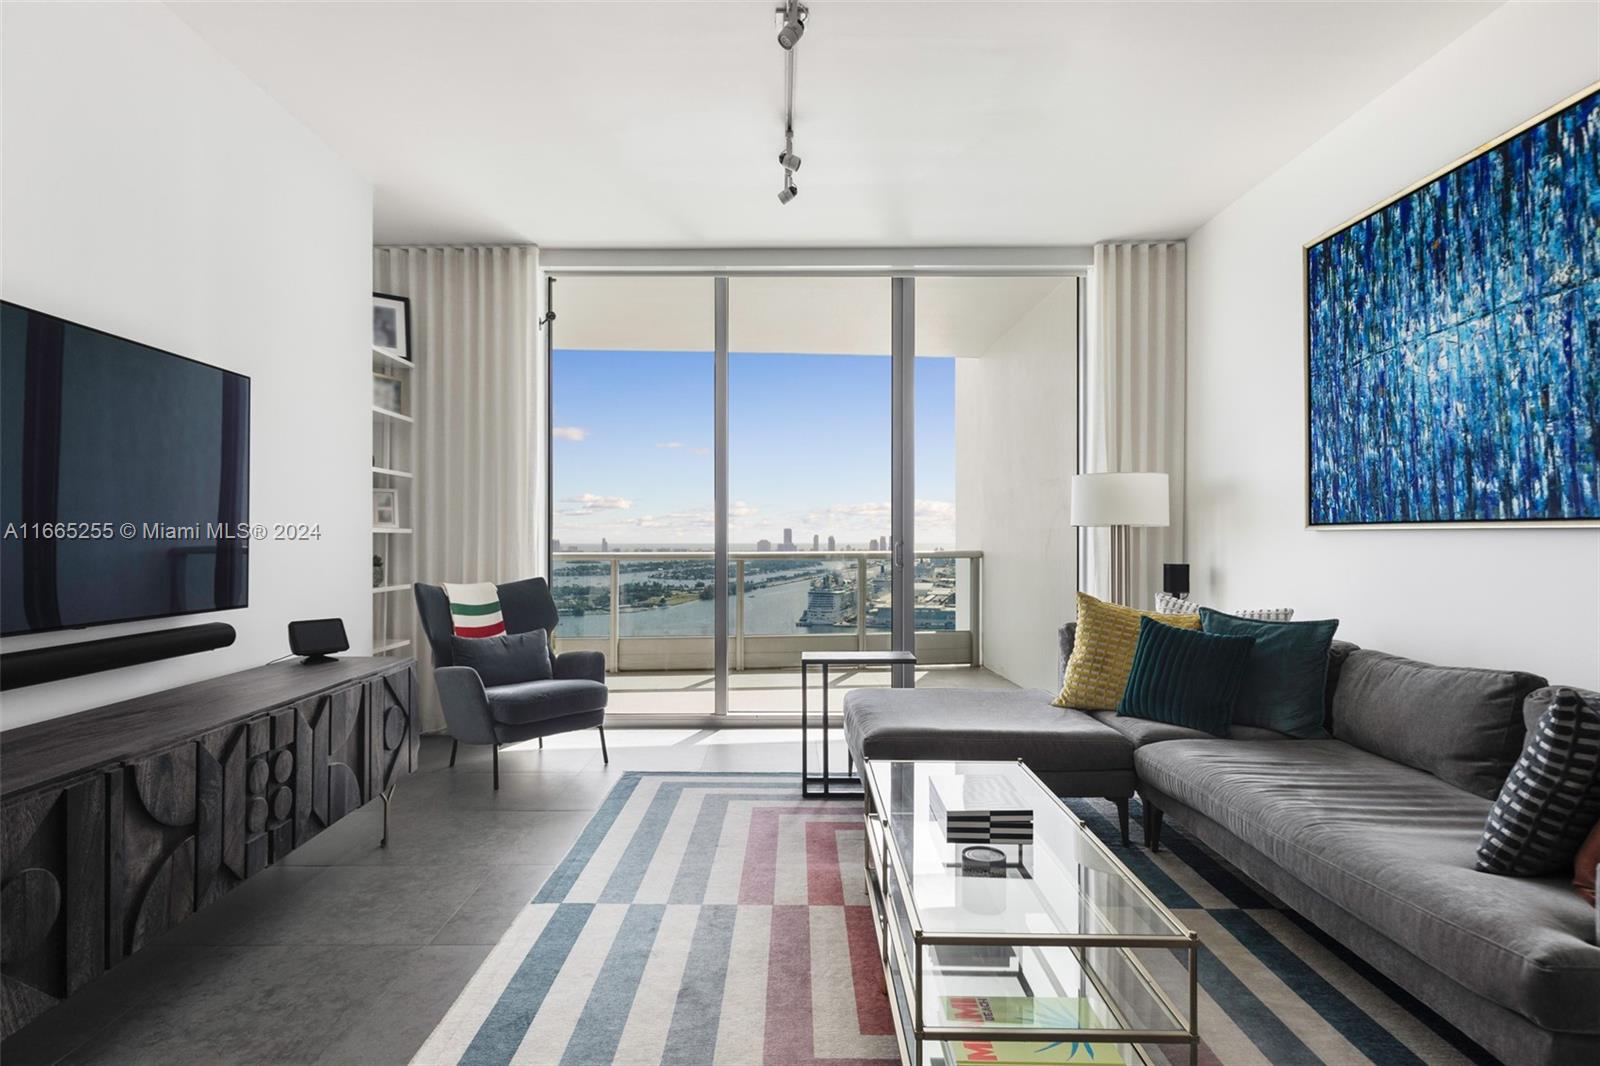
[{"x1": 413, "y1": 773, "x2": 1495, "y2": 1066}]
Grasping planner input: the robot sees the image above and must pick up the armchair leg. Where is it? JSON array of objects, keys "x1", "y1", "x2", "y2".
[
  {"x1": 1114, "y1": 797, "x2": 1130, "y2": 846},
  {"x1": 449, "y1": 738, "x2": 458, "y2": 768},
  {"x1": 598, "y1": 724, "x2": 609, "y2": 765},
  {"x1": 493, "y1": 744, "x2": 500, "y2": 791},
  {"x1": 538, "y1": 736, "x2": 543, "y2": 749}
]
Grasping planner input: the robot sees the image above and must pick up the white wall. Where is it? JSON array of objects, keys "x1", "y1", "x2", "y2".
[
  {"x1": 0, "y1": 2, "x2": 373, "y2": 727},
  {"x1": 1187, "y1": 1, "x2": 1600, "y2": 688},
  {"x1": 955, "y1": 280, "x2": 1078, "y2": 692}
]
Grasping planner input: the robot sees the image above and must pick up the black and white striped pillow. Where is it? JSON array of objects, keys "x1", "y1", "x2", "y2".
[{"x1": 1476, "y1": 688, "x2": 1600, "y2": 876}]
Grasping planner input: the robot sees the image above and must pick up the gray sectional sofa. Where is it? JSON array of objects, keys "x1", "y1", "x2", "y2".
[{"x1": 842, "y1": 625, "x2": 1600, "y2": 1066}]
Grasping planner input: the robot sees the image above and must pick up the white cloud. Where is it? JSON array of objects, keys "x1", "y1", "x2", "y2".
[
  {"x1": 655, "y1": 441, "x2": 711, "y2": 456},
  {"x1": 552, "y1": 426, "x2": 588, "y2": 442},
  {"x1": 558, "y1": 493, "x2": 632, "y2": 515}
]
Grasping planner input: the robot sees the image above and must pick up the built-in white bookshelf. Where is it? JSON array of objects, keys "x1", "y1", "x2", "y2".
[{"x1": 372, "y1": 344, "x2": 415, "y2": 657}]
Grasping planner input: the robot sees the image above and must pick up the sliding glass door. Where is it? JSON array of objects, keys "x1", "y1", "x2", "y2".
[
  {"x1": 545, "y1": 273, "x2": 1064, "y2": 719},
  {"x1": 547, "y1": 277, "x2": 718, "y2": 715},
  {"x1": 725, "y1": 277, "x2": 894, "y2": 714}
]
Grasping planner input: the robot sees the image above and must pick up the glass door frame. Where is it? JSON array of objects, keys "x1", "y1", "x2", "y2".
[{"x1": 542, "y1": 269, "x2": 1084, "y2": 722}]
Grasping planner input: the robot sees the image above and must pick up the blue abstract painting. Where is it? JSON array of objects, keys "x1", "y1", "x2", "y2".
[{"x1": 1307, "y1": 87, "x2": 1600, "y2": 525}]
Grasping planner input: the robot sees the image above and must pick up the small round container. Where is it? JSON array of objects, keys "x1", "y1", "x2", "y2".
[{"x1": 961, "y1": 845, "x2": 1006, "y2": 877}]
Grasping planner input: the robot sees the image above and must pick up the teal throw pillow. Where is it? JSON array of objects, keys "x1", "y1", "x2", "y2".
[
  {"x1": 1117, "y1": 617, "x2": 1256, "y2": 737},
  {"x1": 1199, "y1": 607, "x2": 1339, "y2": 737}
]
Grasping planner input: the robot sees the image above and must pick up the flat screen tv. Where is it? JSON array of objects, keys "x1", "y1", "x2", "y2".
[{"x1": 1, "y1": 302, "x2": 250, "y2": 636}]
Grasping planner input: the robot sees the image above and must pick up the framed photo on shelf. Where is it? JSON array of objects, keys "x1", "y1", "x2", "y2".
[
  {"x1": 373, "y1": 292, "x2": 411, "y2": 362},
  {"x1": 373, "y1": 489, "x2": 399, "y2": 529},
  {"x1": 373, "y1": 373, "x2": 404, "y2": 414}
]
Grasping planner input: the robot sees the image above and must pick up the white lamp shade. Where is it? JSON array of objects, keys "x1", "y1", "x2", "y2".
[{"x1": 1071, "y1": 472, "x2": 1170, "y2": 527}]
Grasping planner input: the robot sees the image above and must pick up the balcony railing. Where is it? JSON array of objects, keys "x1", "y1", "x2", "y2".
[{"x1": 550, "y1": 550, "x2": 981, "y2": 672}]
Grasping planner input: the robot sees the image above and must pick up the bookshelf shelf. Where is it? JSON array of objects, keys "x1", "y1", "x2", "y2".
[{"x1": 373, "y1": 324, "x2": 417, "y2": 659}]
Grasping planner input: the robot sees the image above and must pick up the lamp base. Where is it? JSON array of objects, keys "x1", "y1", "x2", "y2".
[{"x1": 1108, "y1": 524, "x2": 1134, "y2": 607}]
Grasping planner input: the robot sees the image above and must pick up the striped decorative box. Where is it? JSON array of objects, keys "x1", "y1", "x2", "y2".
[{"x1": 930, "y1": 775, "x2": 1033, "y2": 844}]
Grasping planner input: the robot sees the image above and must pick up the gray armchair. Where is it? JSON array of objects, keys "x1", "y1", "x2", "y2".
[{"x1": 414, "y1": 577, "x2": 608, "y2": 788}]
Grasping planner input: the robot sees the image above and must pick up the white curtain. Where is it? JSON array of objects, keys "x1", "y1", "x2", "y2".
[
  {"x1": 372, "y1": 245, "x2": 547, "y2": 730},
  {"x1": 1084, "y1": 242, "x2": 1186, "y2": 611}
]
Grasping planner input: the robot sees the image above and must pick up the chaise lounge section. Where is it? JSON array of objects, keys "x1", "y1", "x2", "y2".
[
  {"x1": 842, "y1": 685, "x2": 1139, "y2": 842},
  {"x1": 841, "y1": 626, "x2": 1600, "y2": 1066}
]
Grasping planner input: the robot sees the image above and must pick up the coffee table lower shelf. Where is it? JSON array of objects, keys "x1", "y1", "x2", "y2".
[
  {"x1": 864, "y1": 881, "x2": 1195, "y2": 1066},
  {"x1": 860, "y1": 760, "x2": 1200, "y2": 1066}
]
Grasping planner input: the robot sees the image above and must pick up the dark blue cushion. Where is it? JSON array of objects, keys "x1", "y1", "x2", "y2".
[
  {"x1": 1118, "y1": 617, "x2": 1255, "y2": 737},
  {"x1": 1200, "y1": 607, "x2": 1339, "y2": 738},
  {"x1": 450, "y1": 630, "x2": 553, "y2": 688},
  {"x1": 486, "y1": 678, "x2": 607, "y2": 725}
]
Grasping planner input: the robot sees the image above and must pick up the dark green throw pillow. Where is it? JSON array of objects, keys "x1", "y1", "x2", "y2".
[
  {"x1": 1200, "y1": 608, "x2": 1339, "y2": 737},
  {"x1": 1117, "y1": 617, "x2": 1256, "y2": 737}
]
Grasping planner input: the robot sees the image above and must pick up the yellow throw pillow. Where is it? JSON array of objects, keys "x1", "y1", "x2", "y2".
[{"x1": 1054, "y1": 592, "x2": 1202, "y2": 711}]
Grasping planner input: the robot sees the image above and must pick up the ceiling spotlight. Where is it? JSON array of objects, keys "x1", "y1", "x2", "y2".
[
  {"x1": 777, "y1": 2, "x2": 807, "y2": 50},
  {"x1": 778, "y1": 150, "x2": 802, "y2": 172},
  {"x1": 778, "y1": 182, "x2": 799, "y2": 204}
]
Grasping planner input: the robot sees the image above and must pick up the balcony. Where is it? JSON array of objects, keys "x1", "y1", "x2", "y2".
[{"x1": 551, "y1": 550, "x2": 1003, "y2": 716}]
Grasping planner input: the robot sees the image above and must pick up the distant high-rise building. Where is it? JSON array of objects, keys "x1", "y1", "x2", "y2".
[
  {"x1": 780, "y1": 527, "x2": 795, "y2": 551},
  {"x1": 601, "y1": 537, "x2": 609, "y2": 552},
  {"x1": 827, "y1": 535, "x2": 836, "y2": 551},
  {"x1": 756, "y1": 538, "x2": 772, "y2": 552},
  {"x1": 812, "y1": 533, "x2": 819, "y2": 551},
  {"x1": 551, "y1": 539, "x2": 562, "y2": 553},
  {"x1": 869, "y1": 538, "x2": 878, "y2": 551},
  {"x1": 883, "y1": 533, "x2": 890, "y2": 553}
]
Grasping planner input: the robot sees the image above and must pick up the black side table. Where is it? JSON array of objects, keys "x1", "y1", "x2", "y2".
[{"x1": 800, "y1": 650, "x2": 917, "y2": 798}]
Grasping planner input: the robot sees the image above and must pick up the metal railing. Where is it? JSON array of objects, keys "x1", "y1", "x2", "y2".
[{"x1": 549, "y1": 550, "x2": 981, "y2": 672}]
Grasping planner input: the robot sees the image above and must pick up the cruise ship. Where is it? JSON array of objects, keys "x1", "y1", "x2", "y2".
[{"x1": 798, "y1": 579, "x2": 853, "y2": 627}]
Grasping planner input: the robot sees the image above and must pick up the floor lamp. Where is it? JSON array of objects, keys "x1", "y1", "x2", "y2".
[{"x1": 1071, "y1": 472, "x2": 1170, "y2": 607}]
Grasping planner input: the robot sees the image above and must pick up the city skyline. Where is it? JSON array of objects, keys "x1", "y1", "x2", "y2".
[{"x1": 552, "y1": 348, "x2": 957, "y2": 547}]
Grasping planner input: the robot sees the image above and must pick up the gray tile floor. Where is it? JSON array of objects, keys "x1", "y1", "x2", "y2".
[{"x1": 0, "y1": 724, "x2": 872, "y2": 1066}]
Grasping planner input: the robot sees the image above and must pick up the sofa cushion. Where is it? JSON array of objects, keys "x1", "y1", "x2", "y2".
[
  {"x1": 1089, "y1": 711, "x2": 1289, "y2": 747},
  {"x1": 485, "y1": 678, "x2": 607, "y2": 726},
  {"x1": 1200, "y1": 608, "x2": 1339, "y2": 738},
  {"x1": 1118, "y1": 617, "x2": 1255, "y2": 737},
  {"x1": 843, "y1": 687, "x2": 1134, "y2": 783},
  {"x1": 451, "y1": 630, "x2": 553, "y2": 688},
  {"x1": 1331, "y1": 649, "x2": 1547, "y2": 799},
  {"x1": 1135, "y1": 738, "x2": 1600, "y2": 1031},
  {"x1": 1478, "y1": 688, "x2": 1600, "y2": 877},
  {"x1": 1055, "y1": 593, "x2": 1201, "y2": 712}
]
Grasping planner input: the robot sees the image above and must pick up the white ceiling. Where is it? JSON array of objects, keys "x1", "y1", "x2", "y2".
[{"x1": 170, "y1": 0, "x2": 1498, "y2": 248}]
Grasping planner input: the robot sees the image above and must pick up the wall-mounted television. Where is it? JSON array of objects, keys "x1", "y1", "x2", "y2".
[{"x1": 1, "y1": 302, "x2": 250, "y2": 636}]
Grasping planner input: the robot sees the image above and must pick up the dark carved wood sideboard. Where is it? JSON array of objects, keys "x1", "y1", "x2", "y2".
[{"x1": 0, "y1": 656, "x2": 418, "y2": 1038}]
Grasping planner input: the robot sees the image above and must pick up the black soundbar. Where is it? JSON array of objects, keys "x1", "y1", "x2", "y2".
[{"x1": 1, "y1": 622, "x2": 236, "y2": 691}]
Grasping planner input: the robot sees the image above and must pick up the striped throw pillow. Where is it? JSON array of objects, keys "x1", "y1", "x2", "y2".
[
  {"x1": 443, "y1": 581, "x2": 506, "y2": 638},
  {"x1": 1154, "y1": 592, "x2": 1294, "y2": 622},
  {"x1": 1477, "y1": 688, "x2": 1600, "y2": 876},
  {"x1": 1154, "y1": 592, "x2": 1196, "y2": 615},
  {"x1": 1233, "y1": 606, "x2": 1295, "y2": 622}
]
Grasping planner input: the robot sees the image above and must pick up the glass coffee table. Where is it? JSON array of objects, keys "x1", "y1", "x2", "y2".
[{"x1": 862, "y1": 759, "x2": 1200, "y2": 1066}]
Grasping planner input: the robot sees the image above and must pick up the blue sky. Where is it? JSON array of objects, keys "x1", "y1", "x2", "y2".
[{"x1": 552, "y1": 349, "x2": 956, "y2": 548}]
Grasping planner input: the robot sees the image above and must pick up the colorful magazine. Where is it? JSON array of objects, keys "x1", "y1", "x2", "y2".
[
  {"x1": 944, "y1": 1040, "x2": 1127, "y2": 1066},
  {"x1": 941, "y1": 997, "x2": 1127, "y2": 1066}
]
